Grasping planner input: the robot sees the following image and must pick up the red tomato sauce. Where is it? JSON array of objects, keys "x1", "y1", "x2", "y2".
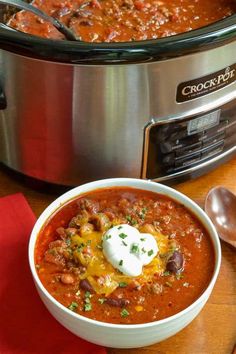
[
  {"x1": 35, "y1": 187, "x2": 215, "y2": 324},
  {"x1": 8, "y1": 0, "x2": 236, "y2": 42}
]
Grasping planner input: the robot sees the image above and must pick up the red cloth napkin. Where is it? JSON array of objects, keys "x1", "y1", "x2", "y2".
[{"x1": 0, "y1": 193, "x2": 107, "y2": 354}]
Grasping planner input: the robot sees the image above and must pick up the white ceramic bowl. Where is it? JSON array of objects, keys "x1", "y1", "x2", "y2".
[{"x1": 28, "y1": 178, "x2": 221, "y2": 348}]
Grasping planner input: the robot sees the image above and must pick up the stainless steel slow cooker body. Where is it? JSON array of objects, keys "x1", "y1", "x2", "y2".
[{"x1": 0, "y1": 11, "x2": 236, "y2": 185}]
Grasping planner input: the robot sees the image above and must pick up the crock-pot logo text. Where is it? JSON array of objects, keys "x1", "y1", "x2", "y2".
[
  {"x1": 182, "y1": 67, "x2": 235, "y2": 96},
  {"x1": 176, "y1": 64, "x2": 236, "y2": 103}
]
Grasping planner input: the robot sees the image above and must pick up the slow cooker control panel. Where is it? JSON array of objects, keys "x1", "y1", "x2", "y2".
[{"x1": 143, "y1": 101, "x2": 236, "y2": 180}]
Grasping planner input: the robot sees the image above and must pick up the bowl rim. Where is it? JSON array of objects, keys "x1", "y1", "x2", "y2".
[{"x1": 28, "y1": 177, "x2": 221, "y2": 329}]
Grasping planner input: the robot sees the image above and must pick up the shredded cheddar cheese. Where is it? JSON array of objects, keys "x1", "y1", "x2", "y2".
[{"x1": 70, "y1": 227, "x2": 169, "y2": 296}]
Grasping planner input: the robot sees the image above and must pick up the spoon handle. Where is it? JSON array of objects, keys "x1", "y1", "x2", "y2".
[
  {"x1": 0, "y1": 0, "x2": 77, "y2": 41},
  {"x1": 0, "y1": 22, "x2": 17, "y2": 31},
  {"x1": 0, "y1": 0, "x2": 58, "y2": 25}
]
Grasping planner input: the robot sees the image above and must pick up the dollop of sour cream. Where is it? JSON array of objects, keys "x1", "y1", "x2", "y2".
[{"x1": 102, "y1": 224, "x2": 158, "y2": 277}]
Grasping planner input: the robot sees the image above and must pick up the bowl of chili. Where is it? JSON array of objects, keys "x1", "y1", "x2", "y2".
[{"x1": 29, "y1": 178, "x2": 221, "y2": 348}]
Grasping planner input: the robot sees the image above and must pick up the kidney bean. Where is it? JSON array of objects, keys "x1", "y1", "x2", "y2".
[
  {"x1": 166, "y1": 251, "x2": 184, "y2": 274},
  {"x1": 105, "y1": 297, "x2": 130, "y2": 308},
  {"x1": 79, "y1": 279, "x2": 95, "y2": 293},
  {"x1": 60, "y1": 274, "x2": 75, "y2": 285}
]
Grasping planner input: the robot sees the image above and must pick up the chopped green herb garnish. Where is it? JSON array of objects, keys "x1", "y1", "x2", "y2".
[
  {"x1": 68, "y1": 302, "x2": 78, "y2": 311},
  {"x1": 126, "y1": 215, "x2": 137, "y2": 225},
  {"x1": 85, "y1": 291, "x2": 91, "y2": 298},
  {"x1": 122, "y1": 240, "x2": 128, "y2": 246},
  {"x1": 163, "y1": 271, "x2": 171, "y2": 276},
  {"x1": 119, "y1": 282, "x2": 127, "y2": 288},
  {"x1": 98, "y1": 298, "x2": 106, "y2": 304},
  {"x1": 105, "y1": 234, "x2": 112, "y2": 240},
  {"x1": 141, "y1": 247, "x2": 146, "y2": 253},
  {"x1": 77, "y1": 243, "x2": 85, "y2": 253},
  {"x1": 84, "y1": 303, "x2": 92, "y2": 311},
  {"x1": 148, "y1": 249, "x2": 154, "y2": 256},
  {"x1": 140, "y1": 238, "x2": 146, "y2": 242},
  {"x1": 119, "y1": 259, "x2": 123, "y2": 266},
  {"x1": 138, "y1": 207, "x2": 148, "y2": 220},
  {"x1": 65, "y1": 238, "x2": 71, "y2": 246},
  {"x1": 130, "y1": 244, "x2": 139, "y2": 254},
  {"x1": 121, "y1": 308, "x2": 129, "y2": 318},
  {"x1": 86, "y1": 239, "x2": 92, "y2": 245},
  {"x1": 118, "y1": 226, "x2": 122, "y2": 230},
  {"x1": 119, "y1": 233, "x2": 128, "y2": 239},
  {"x1": 83, "y1": 291, "x2": 92, "y2": 311}
]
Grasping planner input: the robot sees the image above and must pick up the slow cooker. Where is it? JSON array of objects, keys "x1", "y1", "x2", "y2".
[{"x1": 0, "y1": 8, "x2": 236, "y2": 185}]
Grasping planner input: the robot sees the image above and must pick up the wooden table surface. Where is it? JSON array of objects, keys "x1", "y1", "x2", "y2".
[{"x1": 0, "y1": 158, "x2": 236, "y2": 354}]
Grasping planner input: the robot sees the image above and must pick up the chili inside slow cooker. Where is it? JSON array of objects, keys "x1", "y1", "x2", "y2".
[{"x1": 8, "y1": 0, "x2": 236, "y2": 42}]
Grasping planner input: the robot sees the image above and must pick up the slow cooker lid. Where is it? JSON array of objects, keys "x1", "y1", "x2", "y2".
[{"x1": 0, "y1": 11, "x2": 235, "y2": 64}]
